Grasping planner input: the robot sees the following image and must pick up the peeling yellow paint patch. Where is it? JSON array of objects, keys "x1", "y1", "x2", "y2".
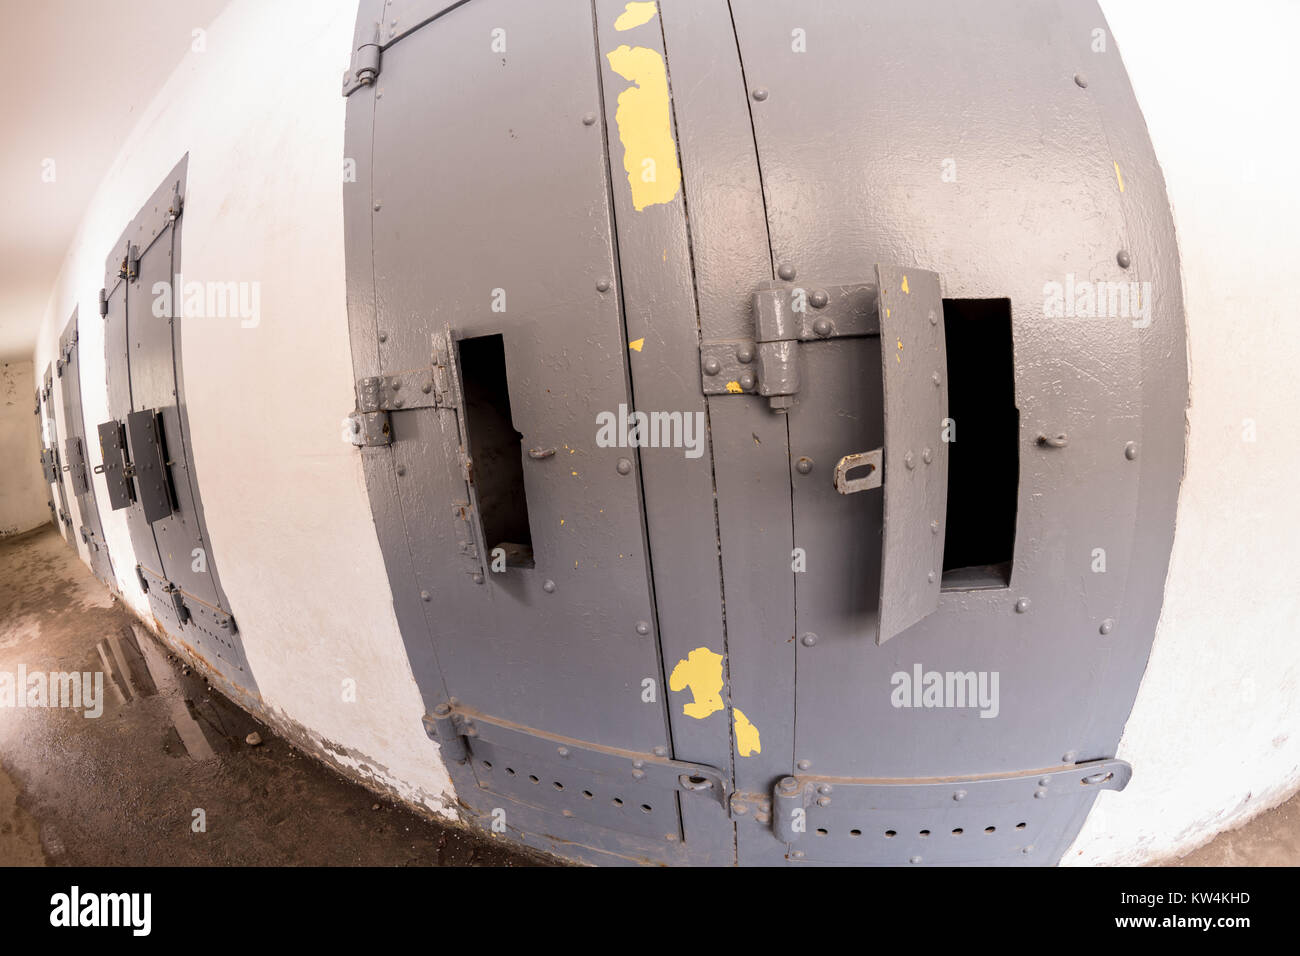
[
  {"x1": 733, "y1": 708, "x2": 761, "y2": 756},
  {"x1": 901, "y1": 275, "x2": 910, "y2": 294},
  {"x1": 606, "y1": 45, "x2": 682, "y2": 211},
  {"x1": 725, "y1": 380, "x2": 743, "y2": 394},
  {"x1": 669, "y1": 647, "x2": 725, "y2": 719},
  {"x1": 629, "y1": 338, "x2": 645, "y2": 352},
  {"x1": 614, "y1": 1, "x2": 657, "y2": 31},
  {"x1": 1114, "y1": 161, "x2": 1125, "y2": 193}
]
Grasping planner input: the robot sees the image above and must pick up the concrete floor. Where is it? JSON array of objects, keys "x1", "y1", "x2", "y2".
[
  {"x1": 1, "y1": 523, "x2": 1294, "y2": 867},
  {"x1": 0, "y1": 524, "x2": 548, "y2": 866}
]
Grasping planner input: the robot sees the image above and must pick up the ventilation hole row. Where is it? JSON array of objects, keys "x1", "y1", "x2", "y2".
[
  {"x1": 814, "y1": 822, "x2": 1028, "y2": 838},
  {"x1": 481, "y1": 761, "x2": 653, "y2": 814}
]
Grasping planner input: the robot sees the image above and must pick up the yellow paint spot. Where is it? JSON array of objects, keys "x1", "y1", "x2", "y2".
[
  {"x1": 571, "y1": 471, "x2": 578, "y2": 476},
  {"x1": 560, "y1": 518, "x2": 565, "y2": 525},
  {"x1": 606, "y1": 45, "x2": 682, "y2": 211},
  {"x1": 669, "y1": 647, "x2": 724, "y2": 719},
  {"x1": 901, "y1": 275, "x2": 910, "y2": 294},
  {"x1": 733, "y1": 708, "x2": 761, "y2": 756},
  {"x1": 614, "y1": 0, "x2": 657, "y2": 31},
  {"x1": 725, "y1": 381, "x2": 743, "y2": 394},
  {"x1": 1114, "y1": 161, "x2": 1125, "y2": 193},
  {"x1": 629, "y1": 338, "x2": 645, "y2": 352}
]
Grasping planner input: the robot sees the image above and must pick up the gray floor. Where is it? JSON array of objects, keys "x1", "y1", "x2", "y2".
[{"x1": 1, "y1": 523, "x2": 1293, "y2": 867}]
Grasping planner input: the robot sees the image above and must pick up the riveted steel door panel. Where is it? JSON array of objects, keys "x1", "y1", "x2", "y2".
[
  {"x1": 35, "y1": 391, "x2": 58, "y2": 527},
  {"x1": 101, "y1": 159, "x2": 254, "y2": 688},
  {"x1": 349, "y1": 0, "x2": 699, "y2": 860},
  {"x1": 41, "y1": 365, "x2": 74, "y2": 545},
  {"x1": 57, "y1": 311, "x2": 114, "y2": 585},
  {"x1": 727, "y1": 0, "x2": 1182, "y2": 864}
]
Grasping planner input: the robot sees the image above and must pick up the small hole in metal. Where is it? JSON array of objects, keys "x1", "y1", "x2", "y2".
[
  {"x1": 952, "y1": 828, "x2": 964, "y2": 835},
  {"x1": 552, "y1": 781, "x2": 564, "y2": 791},
  {"x1": 528, "y1": 774, "x2": 539, "y2": 784},
  {"x1": 919, "y1": 829, "x2": 931, "y2": 838},
  {"x1": 849, "y1": 829, "x2": 862, "y2": 837},
  {"x1": 985, "y1": 826, "x2": 996, "y2": 834},
  {"x1": 612, "y1": 797, "x2": 624, "y2": 807},
  {"x1": 582, "y1": 790, "x2": 593, "y2": 799},
  {"x1": 1016, "y1": 822, "x2": 1027, "y2": 830},
  {"x1": 815, "y1": 828, "x2": 828, "y2": 837},
  {"x1": 884, "y1": 829, "x2": 897, "y2": 838},
  {"x1": 640, "y1": 804, "x2": 653, "y2": 813}
]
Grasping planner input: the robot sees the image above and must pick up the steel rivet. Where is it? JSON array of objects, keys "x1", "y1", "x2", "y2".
[
  {"x1": 1034, "y1": 788, "x2": 1047, "y2": 799},
  {"x1": 736, "y1": 344, "x2": 755, "y2": 364},
  {"x1": 392, "y1": 381, "x2": 401, "y2": 391},
  {"x1": 396, "y1": 466, "x2": 407, "y2": 476},
  {"x1": 813, "y1": 318, "x2": 832, "y2": 337},
  {"x1": 471, "y1": 573, "x2": 484, "y2": 584},
  {"x1": 733, "y1": 803, "x2": 748, "y2": 815},
  {"x1": 816, "y1": 796, "x2": 831, "y2": 808},
  {"x1": 817, "y1": 784, "x2": 832, "y2": 795},
  {"x1": 1015, "y1": 597, "x2": 1030, "y2": 613},
  {"x1": 777, "y1": 263, "x2": 796, "y2": 281},
  {"x1": 791, "y1": 850, "x2": 805, "y2": 859},
  {"x1": 373, "y1": 201, "x2": 382, "y2": 211},
  {"x1": 779, "y1": 776, "x2": 799, "y2": 791},
  {"x1": 810, "y1": 289, "x2": 830, "y2": 309},
  {"x1": 632, "y1": 769, "x2": 646, "y2": 780},
  {"x1": 653, "y1": 745, "x2": 667, "y2": 756},
  {"x1": 557, "y1": 747, "x2": 569, "y2": 757},
  {"x1": 543, "y1": 580, "x2": 556, "y2": 593},
  {"x1": 928, "y1": 571, "x2": 936, "y2": 583},
  {"x1": 931, "y1": 520, "x2": 940, "y2": 535},
  {"x1": 582, "y1": 112, "x2": 597, "y2": 126},
  {"x1": 932, "y1": 371, "x2": 942, "y2": 386},
  {"x1": 665, "y1": 833, "x2": 678, "y2": 842},
  {"x1": 752, "y1": 87, "x2": 769, "y2": 102},
  {"x1": 795, "y1": 457, "x2": 813, "y2": 475},
  {"x1": 1099, "y1": 618, "x2": 1115, "y2": 635},
  {"x1": 953, "y1": 790, "x2": 967, "y2": 801},
  {"x1": 1074, "y1": 72, "x2": 1088, "y2": 88},
  {"x1": 1062, "y1": 751, "x2": 1077, "y2": 763},
  {"x1": 738, "y1": 370, "x2": 756, "y2": 390},
  {"x1": 910, "y1": 855, "x2": 922, "y2": 864},
  {"x1": 1124, "y1": 442, "x2": 1139, "y2": 460},
  {"x1": 635, "y1": 620, "x2": 650, "y2": 635},
  {"x1": 923, "y1": 447, "x2": 932, "y2": 464},
  {"x1": 1039, "y1": 778, "x2": 1052, "y2": 787},
  {"x1": 755, "y1": 813, "x2": 770, "y2": 823},
  {"x1": 633, "y1": 760, "x2": 644, "y2": 769},
  {"x1": 616, "y1": 457, "x2": 633, "y2": 475},
  {"x1": 801, "y1": 632, "x2": 817, "y2": 647},
  {"x1": 1022, "y1": 845, "x2": 1034, "y2": 855},
  {"x1": 420, "y1": 590, "x2": 430, "y2": 601},
  {"x1": 1117, "y1": 249, "x2": 1132, "y2": 269},
  {"x1": 596, "y1": 278, "x2": 611, "y2": 293},
  {"x1": 796, "y1": 760, "x2": 812, "y2": 771},
  {"x1": 422, "y1": 382, "x2": 432, "y2": 394},
  {"x1": 905, "y1": 451, "x2": 916, "y2": 470},
  {"x1": 929, "y1": 309, "x2": 938, "y2": 325},
  {"x1": 703, "y1": 357, "x2": 721, "y2": 376},
  {"x1": 378, "y1": 332, "x2": 388, "y2": 343}
]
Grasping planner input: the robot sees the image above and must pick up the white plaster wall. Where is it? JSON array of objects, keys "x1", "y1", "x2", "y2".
[
  {"x1": 0, "y1": 361, "x2": 51, "y2": 537},
  {"x1": 1067, "y1": 0, "x2": 1300, "y2": 864},
  {"x1": 31, "y1": 0, "x2": 455, "y2": 815}
]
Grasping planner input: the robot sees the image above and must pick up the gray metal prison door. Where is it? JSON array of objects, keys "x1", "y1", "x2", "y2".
[
  {"x1": 40, "y1": 365, "x2": 74, "y2": 544},
  {"x1": 56, "y1": 310, "x2": 114, "y2": 585},
  {"x1": 97, "y1": 158, "x2": 256, "y2": 696},
  {"x1": 343, "y1": 0, "x2": 1185, "y2": 866},
  {"x1": 34, "y1": 389, "x2": 59, "y2": 530}
]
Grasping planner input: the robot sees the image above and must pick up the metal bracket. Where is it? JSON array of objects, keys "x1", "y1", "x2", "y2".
[
  {"x1": 834, "y1": 449, "x2": 882, "y2": 494},
  {"x1": 124, "y1": 409, "x2": 174, "y2": 523},
  {"x1": 96, "y1": 419, "x2": 136, "y2": 510},
  {"x1": 701, "y1": 281, "x2": 880, "y2": 410},
  {"x1": 771, "y1": 758, "x2": 1132, "y2": 846},
  {"x1": 425, "y1": 704, "x2": 730, "y2": 811}
]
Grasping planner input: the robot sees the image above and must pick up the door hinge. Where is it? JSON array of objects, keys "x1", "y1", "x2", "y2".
[
  {"x1": 701, "y1": 281, "x2": 880, "y2": 411},
  {"x1": 342, "y1": 23, "x2": 382, "y2": 97},
  {"x1": 98, "y1": 287, "x2": 108, "y2": 317}
]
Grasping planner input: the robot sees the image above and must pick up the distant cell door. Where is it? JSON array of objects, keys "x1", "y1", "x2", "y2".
[
  {"x1": 40, "y1": 364, "x2": 74, "y2": 545},
  {"x1": 98, "y1": 158, "x2": 257, "y2": 698},
  {"x1": 344, "y1": 0, "x2": 1185, "y2": 866},
  {"x1": 56, "y1": 310, "x2": 114, "y2": 585}
]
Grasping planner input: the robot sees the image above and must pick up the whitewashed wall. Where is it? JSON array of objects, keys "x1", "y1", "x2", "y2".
[{"x1": 0, "y1": 360, "x2": 51, "y2": 536}]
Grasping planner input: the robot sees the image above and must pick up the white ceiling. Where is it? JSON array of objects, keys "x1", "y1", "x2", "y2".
[{"x1": 0, "y1": 0, "x2": 232, "y2": 361}]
